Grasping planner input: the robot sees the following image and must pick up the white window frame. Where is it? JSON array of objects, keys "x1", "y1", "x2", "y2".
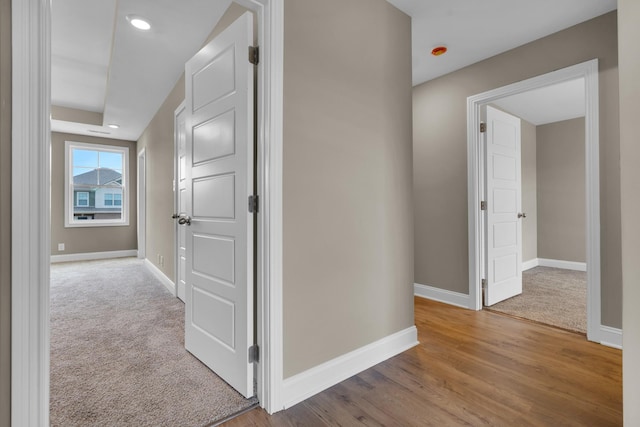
[{"x1": 64, "y1": 140, "x2": 130, "y2": 227}]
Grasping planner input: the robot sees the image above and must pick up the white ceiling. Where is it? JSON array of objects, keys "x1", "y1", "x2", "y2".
[
  {"x1": 386, "y1": 0, "x2": 617, "y2": 86},
  {"x1": 493, "y1": 78, "x2": 585, "y2": 126},
  {"x1": 51, "y1": 0, "x2": 616, "y2": 142},
  {"x1": 51, "y1": 0, "x2": 232, "y2": 141}
]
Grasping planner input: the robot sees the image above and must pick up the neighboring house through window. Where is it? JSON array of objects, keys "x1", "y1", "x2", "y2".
[{"x1": 65, "y1": 141, "x2": 130, "y2": 227}]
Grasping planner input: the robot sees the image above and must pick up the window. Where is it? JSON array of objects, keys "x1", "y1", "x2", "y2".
[
  {"x1": 65, "y1": 141, "x2": 130, "y2": 227},
  {"x1": 76, "y1": 192, "x2": 89, "y2": 207},
  {"x1": 104, "y1": 193, "x2": 123, "y2": 207}
]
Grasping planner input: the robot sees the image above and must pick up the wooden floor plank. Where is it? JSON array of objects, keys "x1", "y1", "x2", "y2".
[{"x1": 224, "y1": 298, "x2": 622, "y2": 426}]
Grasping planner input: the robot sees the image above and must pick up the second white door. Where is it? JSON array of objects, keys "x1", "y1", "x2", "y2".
[
  {"x1": 484, "y1": 106, "x2": 523, "y2": 306},
  {"x1": 175, "y1": 102, "x2": 187, "y2": 302}
]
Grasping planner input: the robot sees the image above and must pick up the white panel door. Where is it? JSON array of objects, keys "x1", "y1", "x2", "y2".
[
  {"x1": 175, "y1": 102, "x2": 187, "y2": 302},
  {"x1": 484, "y1": 106, "x2": 523, "y2": 306},
  {"x1": 183, "y1": 12, "x2": 255, "y2": 398}
]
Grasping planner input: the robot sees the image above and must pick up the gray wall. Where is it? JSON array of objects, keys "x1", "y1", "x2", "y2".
[
  {"x1": 138, "y1": 0, "x2": 415, "y2": 380},
  {"x1": 50, "y1": 132, "x2": 138, "y2": 256},
  {"x1": 282, "y1": 0, "x2": 414, "y2": 377},
  {"x1": 619, "y1": 0, "x2": 640, "y2": 423},
  {"x1": 537, "y1": 118, "x2": 586, "y2": 263},
  {"x1": 0, "y1": 0, "x2": 10, "y2": 422},
  {"x1": 137, "y1": 3, "x2": 249, "y2": 281},
  {"x1": 521, "y1": 119, "x2": 537, "y2": 262},
  {"x1": 413, "y1": 12, "x2": 621, "y2": 328}
]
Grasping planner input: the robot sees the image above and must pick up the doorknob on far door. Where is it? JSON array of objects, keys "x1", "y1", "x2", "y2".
[
  {"x1": 178, "y1": 215, "x2": 192, "y2": 226},
  {"x1": 518, "y1": 212, "x2": 527, "y2": 219}
]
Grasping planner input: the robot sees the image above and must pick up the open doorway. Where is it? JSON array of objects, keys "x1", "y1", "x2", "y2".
[
  {"x1": 467, "y1": 59, "x2": 602, "y2": 342},
  {"x1": 481, "y1": 89, "x2": 588, "y2": 334},
  {"x1": 12, "y1": 0, "x2": 283, "y2": 422},
  {"x1": 49, "y1": 2, "x2": 260, "y2": 424}
]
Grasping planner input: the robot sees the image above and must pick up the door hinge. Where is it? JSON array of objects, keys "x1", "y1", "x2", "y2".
[
  {"x1": 482, "y1": 278, "x2": 486, "y2": 287},
  {"x1": 480, "y1": 122, "x2": 486, "y2": 133},
  {"x1": 249, "y1": 345, "x2": 259, "y2": 363},
  {"x1": 248, "y1": 195, "x2": 259, "y2": 213},
  {"x1": 480, "y1": 201, "x2": 487, "y2": 211},
  {"x1": 249, "y1": 46, "x2": 259, "y2": 65}
]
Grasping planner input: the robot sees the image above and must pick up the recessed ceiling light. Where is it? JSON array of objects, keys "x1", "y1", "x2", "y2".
[
  {"x1": 431, "y1": 46, "x2": 448, "y2": 56},
  {"x1": 126, "y1": 15, "x2": 151, "y2": 31},
  {"x1": 107, "y1": 124, "x2": 120, "y2": 129}
]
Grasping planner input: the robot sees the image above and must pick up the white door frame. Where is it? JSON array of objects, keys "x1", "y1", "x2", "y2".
[
  {"x1": 173, "y1": 100, "x2": 186, "y2": 300},
  {"x1": 466, "y1": 59, "x2": 601, "y2": 342},
  {"x1": 11, "y1": 1, "x2": 285, "y2": 426},
  {"x1": 137, "y1": 148, "x2": 146, "y2": 260}
]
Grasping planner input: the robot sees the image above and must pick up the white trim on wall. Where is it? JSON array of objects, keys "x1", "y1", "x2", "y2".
[
  {"x1": 281, "y1": 327, "x2": 418, "y2": 410},
  {"x1": 522, "y1": 258, "x2": 587, "y2": 272},
  {"x1": 414, "y1": 283, "x2": 471, "y2": 309},
  {"x1": 467, "y1": 59, "x2": 601, "y2": 344},
  {"x1": 11, "y1": 0, "x2": 285, "y2": 424},
  {"x1": 538, "y1": 258, "x2": 587, "y2": 272},
  {"x1": 144, "y1": 259, "x2": 176, "y2": 295},
  {"x1": 11, "y1": 0, "x2": 51, "y2": 424},
  {"x1": 232, "y1": 0, "x2": 284, "y2": 414},
  {"x1": 137, "y1": 148, "x2": 146, "y2": 259},
  {"x1": 51, "y1": 250, "x2": 138, "y2": 264},
  {"x1": 522, "y1": 259, "x2": 539, "y2": 271},
  {"x1": 600, "y1": 325, "x2": 623, "y2": 349}
]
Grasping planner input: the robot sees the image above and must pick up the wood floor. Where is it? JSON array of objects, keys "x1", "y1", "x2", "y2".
[{"x1": 224, "y1": 297, "x2": 622, "y2": 426}]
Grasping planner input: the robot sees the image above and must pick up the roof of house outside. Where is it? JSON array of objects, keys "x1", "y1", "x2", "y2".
[{"x1": 73, "y1": 168, "x2": 122, "y2": 186}]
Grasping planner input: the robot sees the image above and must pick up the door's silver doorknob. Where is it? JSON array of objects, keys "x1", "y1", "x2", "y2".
[
  {"x1": 178, "y1": 214, "x2": 191, "y2": 226},
  {"x1": 518, "y1": 212, "x2": 527, "y2": 219}
]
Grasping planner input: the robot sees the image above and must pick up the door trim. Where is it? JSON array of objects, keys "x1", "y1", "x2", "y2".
[
  {"x1": 173, "y1": 100, "x2": 186, "y2": 300},
  {"x1": 466, "y1": 59, "x2": 601, "y2": 342},
  {"x1": 11, "y1": 0, "x2": 285, "y2": 424},
  {"x1": 137, "y1": 148, "x2": 146, "y2": 260}
]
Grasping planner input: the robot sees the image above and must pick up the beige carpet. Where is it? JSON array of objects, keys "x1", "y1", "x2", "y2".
[
  {"x1": 50, "y1": 257, "x2": 258, "y2": 427},
  {"x1": 485, "y1": 266, "x2": 587, "y2": 333}
]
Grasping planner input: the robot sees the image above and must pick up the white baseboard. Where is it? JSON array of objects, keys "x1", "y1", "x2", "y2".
[
  {"x1": 144, "y1": 259, "x2": 175, "y2": 295},
  {"x1": 600, "y1": 325, "x2": 622, "y2": 349},
  {"x1": 414, "y1": 283, "x2": 471, "y2": 309},
  {"x1": 50, "y1": 249, "x2": 138, "y2": 263},
  {"x1": 522, "y1": 258, "x2": 539, "y2": 271},
  {"x1": 281, "y1": 326, "x2": 418, "y2": 410},
  {"x1": 537, "y1": 258, "x2": 587, "y2": 272}
]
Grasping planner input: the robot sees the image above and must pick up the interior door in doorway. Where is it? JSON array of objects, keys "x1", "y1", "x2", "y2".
[
  {"x1": 181, "y1": 12, "x2": 255, "y2": 398},
  {"x1": 484, "y1": 106, "x2": 523, "y2": 306},
  {"x1": 175, "y1": 103, "x2": 187, "y2": 302}
]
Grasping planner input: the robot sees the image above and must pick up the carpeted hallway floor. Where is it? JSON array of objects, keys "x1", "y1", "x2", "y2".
[
  {"x1": 485, "y1": 266, "x2": 587, "y2": 333},
  {"x1": 50, "y1": 257, "x2": 257, "y2": 427}
]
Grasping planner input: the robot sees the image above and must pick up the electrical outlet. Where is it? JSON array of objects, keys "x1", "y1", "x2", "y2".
[
  {"x1": 58, "y1": 243, "x2": 65, "y2": 251},
  {"x1": 160, "y1": 255, "x2": 165, "y2": 267}
]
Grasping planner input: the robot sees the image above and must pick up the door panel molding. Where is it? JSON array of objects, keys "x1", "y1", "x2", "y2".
[{"x1": 466, "y1": 59, "x2": 601, "y2": 343}]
